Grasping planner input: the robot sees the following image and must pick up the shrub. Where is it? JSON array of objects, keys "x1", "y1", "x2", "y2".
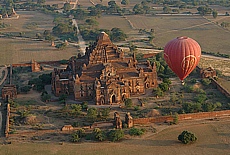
[
  {"x1": 201, "y1": 78, "x2": 211, "y2": 86},
  {"x1": 81, "y1": 101, "x2": 88, "y2": 110},
  {"x1": 71, "y1": 132, "x2": 80, "y2": 142},
  {"x1": 92, "y1": 128, "x2": 106, "y2": 141},
  {"x1": 125, "y1": 98, "x2": 132, "y2": 108},
  {"x1": 41, "y1": 94, "x2": 51, "y2": 102},
  {"x1": 108, "y1": 129, "x2": 124, "y2": 142},
  {"x1": 70, "y1": 104, "x2": 82, "y2": 116},
  {"x1": 20, "y1": 85, "x2": 32, "y2": 93},
  {"x1": 178, "y1": 130, "x2": 197, "y2": 144},
  {"x1": 101, "y1": 108, "x2": 110, "y2": 120},
  {"x1": 129, "y1": 127, "x2": 145, "y2": 136},
  {"x1": 87, "y1": 107, "x2": 97, "y2": 121},
  {"x1": 173, "y1": 112, "x2": 179, "y2": 124},
  {"x1": 134, "y1": 106, "x2": 140, "y2": 111}
]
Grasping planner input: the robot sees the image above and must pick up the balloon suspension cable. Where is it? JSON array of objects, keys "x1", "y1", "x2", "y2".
[{"x1": 181, "y1": 80, "x2": 185, "y2": 85}]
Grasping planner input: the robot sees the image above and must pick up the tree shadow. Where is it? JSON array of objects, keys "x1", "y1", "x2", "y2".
[{"x1": 198, "y1": 143, "x2": 230, "y2": 150}]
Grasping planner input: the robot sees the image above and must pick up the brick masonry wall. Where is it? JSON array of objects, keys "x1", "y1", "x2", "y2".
[{"x1": 133, "y1": 110, "x2": 230, "y2": 125}]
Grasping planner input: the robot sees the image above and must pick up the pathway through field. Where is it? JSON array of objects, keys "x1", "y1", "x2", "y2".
[
  {"x1": 0, "y1": 66, "x2": 8, "y2": 86},
  {"x1": 72, "y1": 19, "x2": 87, "y2": 55}
]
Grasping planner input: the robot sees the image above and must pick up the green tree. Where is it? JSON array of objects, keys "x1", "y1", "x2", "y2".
[
  {"x1": 87, "y1": 108, "x2": 98, "y2": 121},
  {"x1": 73, "y1": 8, "x2": 87, "y2": 20},
  {"x1": 201, "y1": 78, "x2": 211, "y2": 86},
  {"x1": 178, "y1": 130, "x2": 197, "y2": 144},
  {"x1": 173, "y1": 112, "x2": 179, "y2": 124},
  {"x1": 121, "y1": 0, "x2": 129, "y2": 5},
  {"x1": 124, "y1": 98, "x2": 132, "y2": 108},
  {"x1": 184, "y1": 85, "x2": 194, "y2": 93},
  {"x1": 108, "y1": 129, "x2": 124, "y2": 142},
  {"x1": 101, "y1": 108, "x2": 110, "y2": 120},
  {"x1": 71, "y1": 104, "x2": 82, "y2": 116},
  {"x1": 159, "y1": 83, "x2": 169, "y2": 92},
  {"x1": 36, "y1": 33, "x2": 42, "y2": 39},
  {"x1": 59, "y1": 94, "x2": 68, "y2": 104},
  {"x1": 129, "y1": 128, "x2": 145, "y2": 136},
  {"x1": 63, "y1": 2, "x2": 71, "y2": 12},
  {"x1": 37, "y1": 0, "x2": 45, "y2": 4},
  {"x1": 88, "y1": 6, "x2": 102, "y2": 17},
  {"x1": 41, "y1": 93, "x2": 51, "y2": 102},
  {"x1": 81, "y1": 101, "x2": 88, "y2": 110},
  {"x1": 195, "y1": 94, "x2": 207, "y2": 103},
  {"x1": 39, "y1": 73, "x2": 52, "y2": 85},
  {"x1": 71, "y1": 132, "x2": 80, "y2": 142},
  {"x1": 55, "y1": 43, "x2": 67, "y2": 50},
  {"x1": 76, "y1": 128, "x2": 86, "y2": 138},
  {"x1": 163, "y1": 78, "x2": 171, "y2": 85},
  {"x1": 163, "y1": 6, "x2": 171, "y2": 13},
  {"x1": 85, "y1": 18, "x2": 98, "y2": 27},
  {"x1": 197, "y1": 6, "x2": 212, "y2": 15},
  {"x1": 152, "y1": 87, "x2": 163, "y2": 97},
  {"x1": 20, "y1": 85, "x2": 32, "y2": 93},
  {"x1": 128, "y1": 42, "x2": 137, "y2": 52},
  {"x1": 92, "y1": 128, "x2": 106, "y2": 141},
  {"x1": 212, "y1": 10, "x2": 218, "y2": 18},
  {"x1": 110, "y1": 28, "x2": 127, "y2": 41},
  {"x1": 202, "y1": 103, "x2": 217, "y2": 112},
  {"x1": 133, "y1": 4, "x2": 144, "y2": 14},
  {"x1": 170, "y1": 93, "x2": 178, "y2": 105}
]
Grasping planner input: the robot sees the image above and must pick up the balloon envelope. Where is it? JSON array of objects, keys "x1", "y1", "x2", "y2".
[{"x1": 164, "y1": 36, "x2": 201, "y2": 80}]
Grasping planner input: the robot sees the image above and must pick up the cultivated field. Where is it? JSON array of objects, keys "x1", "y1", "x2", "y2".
[
  {"x1": 0, "y1": 11, "x2": 79, "y2": 65},
  {"x1": 1, "y1": 11, "x2": 54, "y2": 38},
  {"x1": 97, "y1": 14, "x2": 230, "y2": 54},
  {"x1": 0, "y1": 38, "x2": 78, "y2": 65},
  {"x1": 0, "y1": 119, "x2": 229, "y2": 155}
]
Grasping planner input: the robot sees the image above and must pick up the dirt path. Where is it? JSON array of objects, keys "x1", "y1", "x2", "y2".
[
  {"x1": 72, "y1": 19, "x2": 87, "y2": 55},
  {"x1": 0, "y1": 66, "x2": 8, "y2": 86}
]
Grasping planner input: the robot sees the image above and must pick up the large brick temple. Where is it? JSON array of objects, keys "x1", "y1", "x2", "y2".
[{"x1": 51, "y1": 32, "x2": 158, "y2": 105}]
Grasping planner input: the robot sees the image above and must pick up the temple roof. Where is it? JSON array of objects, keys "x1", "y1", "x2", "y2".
[{"x1": 96, "y1": 32, "x2": 113, "y2": 46}]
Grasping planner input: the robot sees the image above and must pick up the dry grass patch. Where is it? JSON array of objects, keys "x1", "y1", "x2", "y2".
[
  {"x1": 97, "y1": 15, "x2": 133, "y2": 32},
  {"x1": 0, "y1": 38, "x2": 78, "y2": 65}
]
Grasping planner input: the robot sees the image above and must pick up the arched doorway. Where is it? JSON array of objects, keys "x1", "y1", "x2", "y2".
[
  {"x1": 111, "y1": 95, "x2": 116, "y2": 103},
  {"x1": 145, "y1": 83, "x2": 149, "y2": 88},
  {"x1": 122, "y1": 94, "x2": 126, "y2": 102},
  {"x1": 100, "y1": 97, "x2": 105, "y2": 105}
]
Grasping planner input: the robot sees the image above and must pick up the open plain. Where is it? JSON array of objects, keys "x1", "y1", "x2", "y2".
[{"x1": 0, "y1": 118, "x2": 229, "y2": 155}]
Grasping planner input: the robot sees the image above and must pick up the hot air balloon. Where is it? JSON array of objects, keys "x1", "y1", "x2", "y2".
[{"x1": 164, "y1": 36, "x2": 201, "y2": 85}]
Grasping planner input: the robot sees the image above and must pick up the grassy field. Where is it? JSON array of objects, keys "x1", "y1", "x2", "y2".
[{"x1": 0, "y1": 120, "x2": 229, "y2": 155}]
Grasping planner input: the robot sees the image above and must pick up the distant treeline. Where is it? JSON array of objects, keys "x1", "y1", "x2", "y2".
[{"x1": 202, "y1": 51, "x2": 230, "y2": 58}]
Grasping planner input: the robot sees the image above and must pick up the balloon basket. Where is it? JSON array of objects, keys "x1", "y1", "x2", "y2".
[{"x1": 181, "y1": 81, "x2": 185, "y2": 85}]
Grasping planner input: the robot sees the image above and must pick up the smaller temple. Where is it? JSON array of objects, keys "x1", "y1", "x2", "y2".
[
  {"x1": 0, "y1": 8, "x2": 19, "y2": 19},
  {"x1": 114, "y1": 112, "x2": 122, "y2": 129},
  {"x1": 31, "y1": 59, "x2": 41, "y2": 72},
  {"x1": 200, "y1": 67, "x2": 217, "y2": 78},
  {"x1": 1, "y1": 85, "x2": 17, "y2": 102},
  {"x1": 125, "y1": 112, "x2": 133, "y2": 128}
]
